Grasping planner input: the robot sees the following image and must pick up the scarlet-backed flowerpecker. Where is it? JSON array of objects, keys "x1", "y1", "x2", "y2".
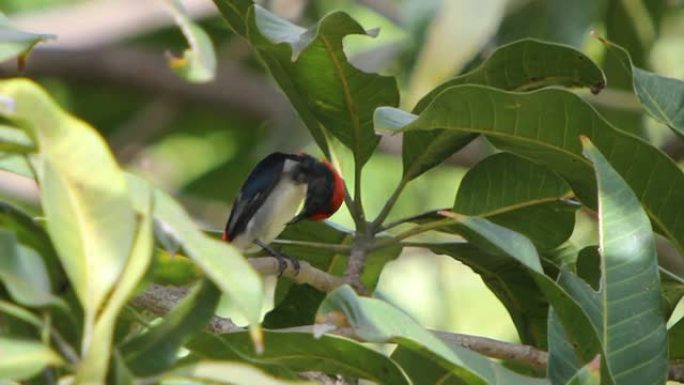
[{"x1": 222, "y1": 152, "x2": 345, "y2": 272}]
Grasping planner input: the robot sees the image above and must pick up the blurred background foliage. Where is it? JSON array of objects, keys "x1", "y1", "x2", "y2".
[{"x1": 1, "y1": 0, "x2": 683, "y2": 347}]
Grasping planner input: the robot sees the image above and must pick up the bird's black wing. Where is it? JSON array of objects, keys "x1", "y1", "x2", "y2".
[{"x1": 224, "y1": 153, "x2": 296, "y2": 241}]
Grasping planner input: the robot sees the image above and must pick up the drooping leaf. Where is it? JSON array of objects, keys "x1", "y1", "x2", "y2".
[
  {"x1": 377, "y1": 85, "x2": 684, "y2": 256},
  {"x1": 0, "y1": 78, "x2": 137, "y2": 330},
  {"x1": 265, "y1": 220, "x2": 400, "y2": 328},
  {"x1": 0, "y1": 14, "x2": 54, "y2": 65},
  {"x1": 0, "y1": 338, "x2": 62, "y2": 381},
  {"x1": 600, "y1": 39, "x2": 684, "y2": 137},
  {"x1": 318, "y1": 285, "x2": 549, "y2": 385},
  {"x1": 213, "y1": 1, "x2": 400, "y2": 165},
  {"x1": 396, "y1": 39, "x2": 606, "y2": 183},
  {"x1": 455, "y1": 152, "x2": 577, "y2": 249},
  {"x1": 574, "y1": 137, "x2": 668, "y2": 384},
  {"x1": 188, "y1": 330, "x2": 410, "y2": 385},
  {"x1": 164, "y1": 0, "x2": 217, "y2": 83},
  {"x1": 134, "y1": 174, "x2": 263, "y2": 329},
  {"x1": 0, "y1": 230, "x2": 57, "y2": 307},
  {"x1": 122, "y1": 279, "x2": 221, "y2": 376},
  {"x1": 165, "y1": 361, "x2": 314, "y2": 385},
  {"x1": 546, "y1": 309, "x2": 592, "y2": 385}
]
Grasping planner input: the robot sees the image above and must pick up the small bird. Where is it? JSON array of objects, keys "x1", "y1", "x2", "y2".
[{"x1": 222, "y1": 152, "x2": 345, "y2": 272}]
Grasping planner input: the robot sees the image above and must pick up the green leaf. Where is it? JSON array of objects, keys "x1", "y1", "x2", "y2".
[
  {"x1": 599, "y1": 39, "x2": 684, "y2": 137},
  {"x1": 576, "y1": 137, "x2": 668, "y2": 384},
  {"x1": 428, "y1": 242, "x2": 549, "y2": 348},
  {"x1": 379, "y1": 85, "x2": 684, "y2": 256},
  {"x1": 669, "y1": 317, "x2": 684, "y2": 360},
  {"x1": 0, "y1": 201, "x2": 64, "y2": 293},
  {"x1": 165, "y1": 0, "x2": 217, "y2": 83},
  {"x1": 166, "y1": 361, "x2": 314, "y2": 385},
  {"x1": 265, "y1": 221, "x2": 400, "y2": 328},
  {"x1": 455, "y1": 153, "x2": 577, "y2": 249},
  {"x1": 0, "y1": 14, "x2": 54, "y2": 64},
  {"x1": 188, "y1": 330, "x2": 410, "y2": 385},
  {"x1": 547, "y1": 309, "x2": 601, "y2": 385},
  {"x1": 318, "y1": 285, "x2": 549, "y2": 385},
  {"x1": 122, "y1": 278, "x2": 221, "y2": 376},
  {"x1": 400, "y1": 38, "x2": 605, "y2": 182},
  {"x1": 137, "y1": 174, "x2": 263, "y2": 328},
  {"x1": 76, "y1": 177, "x2": 155, "y2": 384},
  {"x1": 0, "y1": 78, "x2": 137, "y2": 326},
  {"x1": 0, "y1": 338, "x2": 62, "y2": 381},
  {"x1": 0, "y1": 125, "x2": 34, "y2": 153},
  {"x1": 213, "y1": 1, "x2": 400, "y2": 165},
  {"x1": 0, "y1": 230, "x2": 58, "y2": 307}
]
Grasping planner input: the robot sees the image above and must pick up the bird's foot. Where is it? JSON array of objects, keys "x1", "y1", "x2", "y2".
[{"x1": 255, "y1": 240, "x2": 301, "y2": 276}]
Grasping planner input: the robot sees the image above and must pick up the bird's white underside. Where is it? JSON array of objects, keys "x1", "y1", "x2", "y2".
[{"x1": 231, "y1": 159, "x2": 307, "y2": 252}]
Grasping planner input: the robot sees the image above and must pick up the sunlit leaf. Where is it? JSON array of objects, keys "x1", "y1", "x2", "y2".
[
  {"x1": 0, "y1": 125, "x2": 34, "y2": 154},
  {"x1": 166, "y1": 361, "x2": 314, "y2": 385},
  {"x1": 0, "y1": 78, "x2": 137, "y2": 331},
  {"x1": 0, "y1": 337, "x2": 62, "y2": 381}
]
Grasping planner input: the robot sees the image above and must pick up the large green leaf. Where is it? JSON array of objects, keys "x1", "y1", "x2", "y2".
[
  {"x1": 188, "y1": 330, "x2": 410, "y2": 385},
  {"x1": 265, "y1": 220, "x2": 400, "y2": 328},
  {"x1": 213, "y1": 1, "x2": 399, "y2": 165},
  {"x1": 0, "y1": 338, "x2": 62, "y2": 381},
  {"x1": 0, "y1": 125, "x2": 34, "y2": 153},
  {"x1": 76, "y1": 177, "x2": 155, "y2": 384},
  {"x1": 122, "y1": 279, "x2": 221, "y2": 376},
  {"x1": 138, "y1": 174, "x2": 263, "y2": 328},
  {"x1": 397, "y1": 39, "x2": 606, "y2": 183},
  {"x1": 0, "y1": 78, "x2": 137, "y2": 332},
  {"x1": 318, "y1": 285, "x2": 548, "y2": 385},
  {"x1": 600, "y1": 40, "x2": 684, "y2": 137},
  {"x1": 376, "y1": 85, "x2": 684, "y2": 256},
  {"x1": 455, "y1": 152, "x2": 577, "y2": 249},
  {"x1": 165, "y1": 0, "x2": 216, "y2": 83},
  {"x1": 572, "y1": 138, "x2": 667, "y2": 384},
  {"x1": 0, "y1": 14, "x2": 54, "y2": 63},
  {"x1": 0, "y1": 230, "x2": 57, "y2": 307},
  {"x1": 165, "y1": 361, "x2": 314, "y2": 385}
]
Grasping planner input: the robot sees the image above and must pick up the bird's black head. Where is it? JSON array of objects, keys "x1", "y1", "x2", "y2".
[{"x1": 290, "y1": 154, "x2": 345, "y2": 223}]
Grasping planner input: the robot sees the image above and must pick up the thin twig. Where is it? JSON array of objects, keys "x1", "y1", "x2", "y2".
[
  {"x1": 370, "y1": 177, "x2": 407, "y2": 232},
  {"x1": 270, "y1": 239, "x2": 352, "y2": 253}
]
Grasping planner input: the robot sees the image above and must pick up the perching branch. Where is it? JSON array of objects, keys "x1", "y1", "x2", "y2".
[{"x1": 131, "y1": 283, "x2": 684, "y2": 381}]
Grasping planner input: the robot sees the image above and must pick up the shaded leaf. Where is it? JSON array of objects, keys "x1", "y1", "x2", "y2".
[
  {"x1": 0, "y1": 338, "x2": 62, "y2": 381},
  {"x1": 318, "y1": 285, "x2": 549, "y2": 385},
  {"x1": 188, "y1": 330, "x2": 410, "y2": 385},
  {"x1": 669, "y1": 317, "x2": 684, "y2": 360},
  {"x1": 122, "y1": 279, "x2": 221, "y2": 376},
  {"x1": 455, "y1": 152, "x2": 577, "y2": 249},
  {"x1": 165, "y1": 0, "x2": 216, "y2": 83},
  {"x1": 378, "y1": 85, "x2": 684, "y2": 256},
  {"x1": 400, "y1": 38, "x2": 605, "y2": 183},
  {"x1": 0, "y1": 230, "x2": 57, "y2": 307}
]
